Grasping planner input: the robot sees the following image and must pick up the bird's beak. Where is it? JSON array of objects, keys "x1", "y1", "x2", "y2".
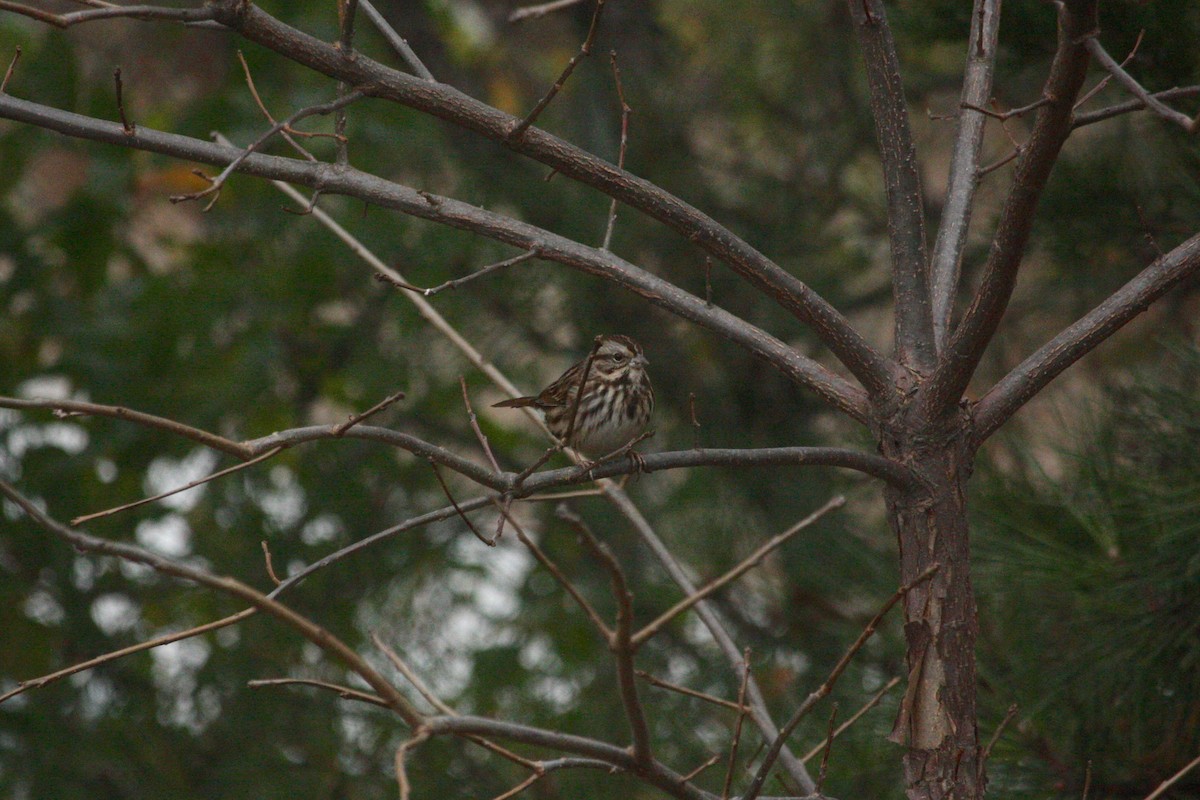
[{"x1": 632, "y1": 354, "x2": 649, "y2": 368}]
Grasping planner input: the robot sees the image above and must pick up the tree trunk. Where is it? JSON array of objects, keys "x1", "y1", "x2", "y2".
[{"x1": 879, "y1": 406, "x2": 982, "y2": 799}]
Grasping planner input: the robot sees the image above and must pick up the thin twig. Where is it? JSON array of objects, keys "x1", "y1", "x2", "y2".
[
  {"x1": 0, "y1": 397, "x2": 253, "y2": 459},
  {"x1": 815, "y1": 702, "x2": 838, "y2": 795},
  {"x1": 460, "y1": 377, "x2": 501, "y2": 473},
  {"x1": 721, "y1": 649, "x2": 752, "y2": 800},
  {"x1": 977, "y1": 703, "x2": 1018, "y2": 781},
  {"x1": 1073, "y1": 85, "x2": 1200, "y2": 129},
  {"x1": 237, "y1": 50, "x2": 322, "y2": 163},
  {"x1": 557, "y1": 504, "x2": 653, "y2": 765},
  {"x1": 1086, "y1": 35, "x2": 1199, "y2": 133},
  {"x1": 491, "y1": 771, "x2": 543, "y2": 800},
  {"x1": 0, "y1": 2, "x2": 221, "y2": 28},
  {"x1": 359, "y1": 0, "x2": 435, "y2": 81},
  {"x1": 508, "y1": 513, "x2": 612, "y2": 639},
  {"x1": 560, "y1": 337, "x2": 602, "y2": 450},
  {"x1": 429, "y1": 459, "x2": 494, "y2": 546},
  {"x1": 602, "y1": 50, "x2": 630, "y2": 251},
  {"x1": 739, "y1": 563, "x2": 941, "y2": 800},
  {"x1": 247, "y1": 677, "x2": 389, "y2": 708},
  {"x1": 333, "y1": 389, "x2": 406, "y2": 435},
  {"x1": 704, "y1": 258, "x2": 714, "y2": 307},
  {"x1": 632, "y1": 496, "x2": 845, "y2": 648},
  {"x1": 261, "y1": 540, "x2": 282, "y2": 586},
  {"x1": 800, "y1": 676, "x2": 900, "y2": 762},
  {"x1": 418, "y1": 250, "x2": 539, "y2": 296},
  {"x1": 961, "y1": 96, "x2": 1050, "y2": 121},
  {"x1": 635, "y1": 670, "x2": 743, "y2": 712},
  {"x1": 70, "y1": 445, "x2": 284, "y2": 526},
  {"x1": 371, "y1": 633, "x2": 539, "y2": 770},
  {"x1": 0, "y1": 45, "x2": 21, "y2": 94},
  {"x1": 0, "y1": 609, "x2": 254, "y2": 706},
  {"x1": 0, "y1": 478, "x2": 424, "y2": 725},
  {"x1": 395, "y1": 732, "x2": 429, "y2": 800},
  {"x1": 170, "y1": 92, "x2": 364, "y2": 209},
  {"x1": 1074, "y1": 30, "x2": 1144, "y2": 111},
  {"x1": 509, "y1": 0, "x2": 608, "y2": 139},
  {"x1": 1143, "y1": 750, "x2": 1200, "y2": 800},
  {"x1": 682, "y1": 755, "x2": 722, "y2": 782},
  {"x1": 1081, "y1": 760, "x2": 1092, "y2": 800},
  {"x1": 508, "y1": 0, "x2": 586, "y2": 23},
  {"x1": 113, "y1": 67, "x2": 134, "y2": 135}
]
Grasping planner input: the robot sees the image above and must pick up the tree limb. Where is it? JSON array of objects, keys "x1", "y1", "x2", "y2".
[
  {"x1": 0, "y1": 91, "x2": 870, "y2": 421},
  {"x1": 972, "y1": 230, "x2": 1200, "y2": 445},
  {"x1": 846, "y1": 0, "x2": 935, "y2": 372},
  {"x1": 930, "y1": 0, "x2": 1002, "y2": 352},
  {"x1": 203, "y1": 0, "x2": 900, "y2": 399},
  {"x1": 923, "y1": 0, "x2": 1099, "y2": 417}
]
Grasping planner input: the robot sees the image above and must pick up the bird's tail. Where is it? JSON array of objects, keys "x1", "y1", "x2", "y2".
[{"x1": 492, "y1": 396, "x2": 539, "y2": 408}]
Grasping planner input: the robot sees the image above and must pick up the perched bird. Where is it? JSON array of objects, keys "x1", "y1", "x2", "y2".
[{"x1": 493, "y1": 335, "x2": 653, "y2": 457}]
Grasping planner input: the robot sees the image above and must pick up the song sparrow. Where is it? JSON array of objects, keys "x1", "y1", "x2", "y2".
[{"x1": 493, "y1": 335, "x2": 653, "y2": 457}]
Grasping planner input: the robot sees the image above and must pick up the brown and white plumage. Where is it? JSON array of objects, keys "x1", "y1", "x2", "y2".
[{"x1": 493, "y1": 335, "x2": 653, "y2": 456}]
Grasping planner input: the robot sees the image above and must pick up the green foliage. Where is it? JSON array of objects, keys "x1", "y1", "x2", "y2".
[{"x1": 976, "y1": 344, "x2": 1200, "y2": 798}]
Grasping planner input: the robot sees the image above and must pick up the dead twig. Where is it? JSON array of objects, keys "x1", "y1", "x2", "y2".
[
  {"x1": 800, "y1": 676, "x2": 900, "y2": 762},
  {"x1": 508, "y1": 0, "x2": 608, "y2": 139},
  {"x1": 260, "y1": 540, "x2": 282, "y2": 586},
  {"x1": 815, "y1": 702, "x2": 839, "y2": 795},
  {"x1": 113, "y1": 67, "x2": 134, "y2": 135},
  {"x1": 739, "y1": 563, "x2": 941, "y2": 800},
  {"x1": 70, "y1": 446, "x2": 284, "y2": 526},
  {"x1": 247, "y1": 677, "x2": 388, "y2": 708},
  {"x1": 977, "y1": 703, "x2": 1018, "y2": 782},
  {"x1": 602, "y1": 50, "x2": 631, "y2": 251},
  {"x1": 0, "y1": 46, "x2": 21, "y2": 94},
  {"x1": 720, "y1": 649, "x2": 752, "y2": 799},
  {"x1": 428, "y1": 459, "x2": 494, "y2": 546},
  {"x1": 508, "y1": 0, "x2": 586, "y2": 23},
  {"x1": 632, "y1": 496, "x2": 845, "y2": 648},
  {"x1": 333, "y1": 389, "x2": 406, "y2": 435}
]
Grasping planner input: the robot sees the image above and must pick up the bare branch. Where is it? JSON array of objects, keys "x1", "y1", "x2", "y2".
[
  {"x1": 333, "y1": 389, "x2": 406, "y2": 435},
  {"x1": 415, "y1": 250, "x2": 539, "y2": 296},
  {"x1": 201, "y1": 0, "x2": 896, "y2": 400},
  {"x1": 0, "y1": 478, "x2": 424, "y2": 727},
  {"x1": 0, "y1": 609, "x2": 254, "y2": 706},
  {"x1": 0, "y1": 45, "x2": 21, "y2": 93},
  {"x1": 422, "y1": 715, "x2": 712, "y2": 800},
  {"x1": 631, "y1": 496, "x2": 845, "y2": 648},
  {"x1": 170, "y1": 91, "x2": 364, "y2": 209},
  {"x1": 925, "y1": 0, "x2": 1100, "y2": 418},
  {"x1": 509, "y1": 0, "x2": 607, "y2": 139},
  {"x1": 800, "y1": 676, "x2": 900, "y2": 762},
  {"x1": 972, "y1": 230, "x2": 1200, "y2": 445},
  {"x1": 740, "y1": 563, "x2": 941, "y2": 800},
  {"x1": 0, "y1": 91, "x2": 872, "y2": 418},
  {"x1": 70, "y1": 446, "x2": 284, "y2": 526},
  {"x1": 846, "y1": 0, "x2": 935, "y2": 371},
  {"x1": 508, "y1": 0, "x2": 587, "y2": 23},
  {"x1": 930, "y1": 0, "x2": 1001, "y2": 351},
  {"x1": 602, "y1": 486, "x2": 817, "y2": 795},
  {"x1": 635, "y1": 670, "x2": 744, "y2": 712},
  {"x1": 1143, "y1": 751, "x2": 1200, "y2": 800},
  {"x1": 815, "y1": 703, "x2": 839, "y2": 795},
  {"x1": 721, "y1": 649, "x2": 752, "y2": 800},
  {"x1": 602, "y1": 50, "x2": 631, "y2": 251},
  {"x1": 0, "y1": 396, "x2": 254, "y2": 459},
  {"x1": 508, "y1": 512, "x2": 612, "y2": 639},
  {"x1": 557, "y1": 505, "x2": 653, "y2": 765},
  {"x1": 247, "y1": 677, "x2": 389, "y2": 708},
  {"x1": 0, "y1": 1, "x2": 220, "y2": 28},
  {"x1": 112, "y1": 67, "x2": 134, "y2": 135},
  {"x1": 359, "y1": 0, "x2": 434, "y2": 81},
  {"x1": 1073, "y1": 30, "x2": 1143, "y2": 111},
  {"x1": 977, "y1": 703, "x2": 1018, "y2": 782},
  {"x1": 429, "y1": 460, "x2": 495, "y2": 546},
  {"x1": 1085, "y1": 35, "x2": 1199, "y2": 133},
  {"x1": 1073, "y1": 85, "x2": 1200, "y2": 129}
]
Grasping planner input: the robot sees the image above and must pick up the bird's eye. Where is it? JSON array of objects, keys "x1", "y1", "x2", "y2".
[{"x1": 612, "y1": 352, "x2": 626, "y2": 362}]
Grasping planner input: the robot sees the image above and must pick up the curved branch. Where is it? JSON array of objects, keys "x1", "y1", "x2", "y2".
[
  {"x1": 930, "y1": 0, "x2": 1002, "y2": 351},
  {"x1": 0, "y1": 479, "x2": 424, "y2": 727},
  {"x1": 422, "y1": 715, "x2": 714, "y2": 800},
  {"x1": 206, "y1": 0, "x2": 898, "y2": 399},
  {"x1": 972, "y1": 230, "x2": 1200, "y2": 445},
  {"x1": 923, "y1": 0, "x2": 1099, "y2": 418},
  {"x1": 0, "y1": 92, "x2": 869, "y2": 422},
  {"x1": 847, "y1": 0, "x2": 935, "y2": 371}
]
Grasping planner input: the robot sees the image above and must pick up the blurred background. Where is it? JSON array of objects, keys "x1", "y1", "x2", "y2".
[{"x1": 2, "y1": 1, "x2": 1199, "y2": 797}]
